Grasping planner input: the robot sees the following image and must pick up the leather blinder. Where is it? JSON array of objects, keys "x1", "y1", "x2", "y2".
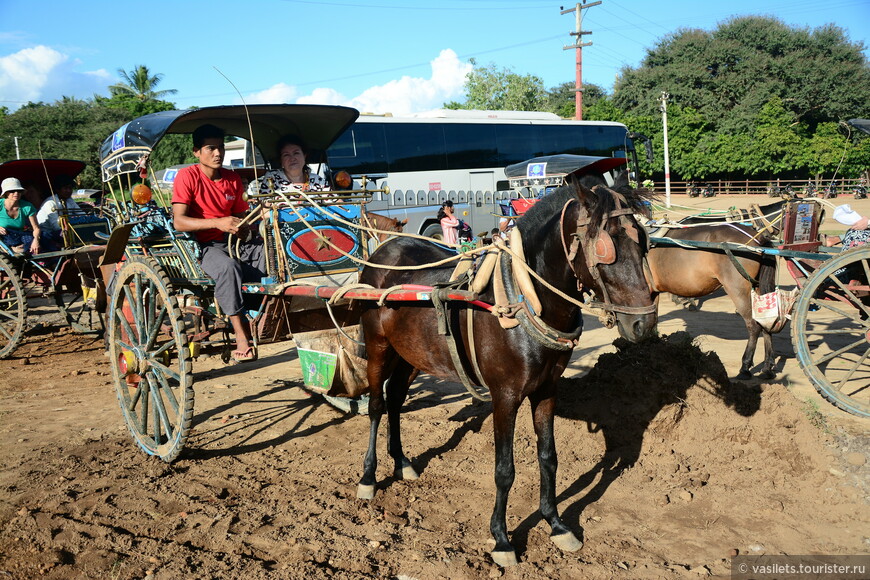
[{"x1": 593, "y1": 230, "x2": 617, "y2": 265}]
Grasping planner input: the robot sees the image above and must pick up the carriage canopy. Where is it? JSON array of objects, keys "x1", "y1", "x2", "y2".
[
  {"x1": 99, "y1": 104, "x2": 360, "y2": 183},
  {"x1": 0, "y1": 159, "x2": 86, "y2": 192}
]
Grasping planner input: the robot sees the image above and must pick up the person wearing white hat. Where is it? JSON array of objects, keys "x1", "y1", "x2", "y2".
[
  {"x1": 0, "y1": 177, "x2": 41, "y2": 255},
  {"x1": 824, "y1": 204, "x2": 870, "y2": 249}
]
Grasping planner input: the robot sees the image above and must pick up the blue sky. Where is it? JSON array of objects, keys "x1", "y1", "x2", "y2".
[{"x1": 1, "y1": 0, "x2": 868, "y2": 115}]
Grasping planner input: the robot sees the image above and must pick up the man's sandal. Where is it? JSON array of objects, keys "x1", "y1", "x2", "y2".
[{"x1": 231, "y1": 347, "x2": 258, "y2": 363}]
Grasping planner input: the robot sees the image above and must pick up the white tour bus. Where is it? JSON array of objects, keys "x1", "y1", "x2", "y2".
[{"x1": 325, "y1": 109, "x2": 643, "y2": 238}]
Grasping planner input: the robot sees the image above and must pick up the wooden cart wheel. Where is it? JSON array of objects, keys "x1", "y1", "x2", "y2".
[
  {"x1": 108, "y1": 257, "x2": 193, "y2": 461},
  {"x1": 791, "y1": 246, "x2": 870, "y2": 417},
  {"x1": 0, "y1": 255, "x2": 27, "y2": 359}
]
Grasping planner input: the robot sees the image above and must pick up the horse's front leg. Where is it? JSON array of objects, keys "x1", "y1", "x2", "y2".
[
  {"x1": 530, "y1": 389, "x2": 582, "y2": 553},
  {"x1": 489, "y1": 395, "x2": 521, "y2": 566},
  {"x1": 357, "y1": 343, "x2": 392, "y2": 500},
  {"x1": 386, "y1": 359, "x2": 418, "y2": 481}
]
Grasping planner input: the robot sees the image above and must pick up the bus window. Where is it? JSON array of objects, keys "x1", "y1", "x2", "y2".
[
  {"x1": 384, "y1": 124, "x2": 447, "y2": 172},
  {"x1": 444, "y1": 123, "x2": 498, "y2": 169},
  {"x1": 496, "y1": 125, "x2": 541, "y2": 166},
  {"x1": 328, "y1": 124, "x2": 388, "y2": 174}
]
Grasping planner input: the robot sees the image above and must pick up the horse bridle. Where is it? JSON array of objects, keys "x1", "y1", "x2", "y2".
[{"x1": 559, "y1": 190, "x2": 658, "y2": 318}]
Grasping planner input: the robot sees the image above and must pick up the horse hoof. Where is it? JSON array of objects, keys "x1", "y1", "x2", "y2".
[
  {"x1": 491, "y1": 549, "x2": 518, "y2": 567},
  {"x1": 357, "y1": 483, "x2": 376, "y2": 500},
  {"x1": 400, "y1": 465, "x2": 419, "y2": 481},
  {"x1": 760, "y1": 370, "x2": 775, "y2": 380},
  {"x1": 551, "y1": 531, "x2": 583, "y2": 552},
  {"x1": 736, "y1": 370, "x2": 752, "y2": 380}
]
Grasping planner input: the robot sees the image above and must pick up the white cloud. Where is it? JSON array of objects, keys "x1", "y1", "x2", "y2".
[
  {"x1": 243, "y1": 82, "x2": 299, "y2": 105},
  {"x1": 0, "y1": 45, "x2": 111, "y2": 109},
  {"x1": 242, "y1": 49, "x2": 472, "y2": 115}
]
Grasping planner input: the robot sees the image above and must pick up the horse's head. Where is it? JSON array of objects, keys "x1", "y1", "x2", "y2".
[
  {"x1": 564, "y1": 171, "x2": 658, "y2": 342},
  {"x1": 367, "y1": 212, "x2": 408, "y2": 242}
]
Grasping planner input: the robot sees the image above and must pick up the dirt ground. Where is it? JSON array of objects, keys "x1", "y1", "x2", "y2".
[{"x1": 1, "y1": 194, "x2": 868, "y2": 580}]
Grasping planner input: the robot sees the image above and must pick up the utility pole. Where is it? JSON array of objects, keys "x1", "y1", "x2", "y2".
[
  {"x1": 14, "y1": 136, "x2": 20, "y2": 160},
  {"x1": 660, "y1": 91, "x2": 671, "y2": 208},
  {"x1": 561, "y1": 1, "x2": 600, "y2": 120}
]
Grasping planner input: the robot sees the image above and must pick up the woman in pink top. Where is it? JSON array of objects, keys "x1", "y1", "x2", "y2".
[{"x1": 438, "y1": 200, "x2": 459, "y2": 244}]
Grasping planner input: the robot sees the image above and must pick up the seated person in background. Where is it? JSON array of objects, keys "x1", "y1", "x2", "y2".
[
  {"x1": 37, "y1": 174, "x2": 80, "y2": 249},
  {"x1": 21, "y1": 180, "x2": 44, "y2": 208},
  {"x1": 825, "y1": 204, "x2": 870, "y2": 250},
  {"x1": 0, "y1": 178, "x2": 41, "y2": 255},
  {"x1": 258, "y1": 135, "x2": 329, "y2": 197},
  {"x1": 172, "y1": 124, "x2": 266, "y2": 364}
]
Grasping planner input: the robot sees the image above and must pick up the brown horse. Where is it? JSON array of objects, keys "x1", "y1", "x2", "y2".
[
  {"x1": 356, "y1": 171, "x2": 657, "y2": 566},
  {"x1": 647, "y1": 222, "x2": 777, "y2": 379},
  {"x1": 363, "y1": 211, "x2": 408, "y2": 242}
]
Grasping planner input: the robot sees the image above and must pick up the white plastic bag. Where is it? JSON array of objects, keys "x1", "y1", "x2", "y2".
[{"x1": 751, "y1": 288, "x2": 799, "y2": 333}]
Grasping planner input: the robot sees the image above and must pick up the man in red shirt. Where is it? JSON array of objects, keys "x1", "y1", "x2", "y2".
[{"x1": 172, "y1": 124, "x2": 264, "y2": 362}]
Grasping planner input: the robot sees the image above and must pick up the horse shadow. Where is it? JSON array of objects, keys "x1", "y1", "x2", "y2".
[{"x1": 506, "y1": 332, "x2": 762, "y2": 555}]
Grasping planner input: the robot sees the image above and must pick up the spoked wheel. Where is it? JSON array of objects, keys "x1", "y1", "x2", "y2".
[
  {"x1": 0, "y1": 255, "x2": 27, "y2": 359},
  {"x1": 108, "y1": 257, "x2": 193, "y2": 461},
  {"x1": 791, "y1": 247, "x2": 870, "y2": 417},
  {"x1": 53, "y1": 280, "x2": 102, "y2": 334}
]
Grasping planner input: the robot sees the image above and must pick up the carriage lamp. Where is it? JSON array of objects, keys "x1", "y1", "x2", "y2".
[
  {"x1": 334, "y1": 171, "x2": 352, "y2": 190},
  {"x1": 131, "y1": 183, "x2": 153, "y2": 205}
]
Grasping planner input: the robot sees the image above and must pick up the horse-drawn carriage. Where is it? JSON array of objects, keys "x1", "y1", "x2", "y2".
[
  {"x1": 0, "y1": 159, "x2": 109, "y2": 358},
  {"x1": 94, "y1": 107, "x2": 661, "y2": 565}
]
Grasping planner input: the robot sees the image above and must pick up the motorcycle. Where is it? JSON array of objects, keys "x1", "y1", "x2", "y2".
[
  {"x1": 853, "y1": 179, "x2": 867, "y2": 200},
  {"x1": 822, "y1": 179, "x2": 839, "y2": 199}
]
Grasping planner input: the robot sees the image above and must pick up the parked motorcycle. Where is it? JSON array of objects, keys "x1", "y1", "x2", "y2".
[
  {"x1": 853, "y1": 178, "x2": 867, "y2": 200},
  {"x1": 822, "y1": 179, "x2": 839, "y2": 199}
]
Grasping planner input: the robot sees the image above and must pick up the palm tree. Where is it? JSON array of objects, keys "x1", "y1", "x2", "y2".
[{"x1": 109, "y1": 65, "x2": 178, "y2": 102}]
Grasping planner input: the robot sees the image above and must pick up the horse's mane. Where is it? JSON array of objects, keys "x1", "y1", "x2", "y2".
[{"x1": 519, "y1": 170, "x2": 656, "y2": 239}]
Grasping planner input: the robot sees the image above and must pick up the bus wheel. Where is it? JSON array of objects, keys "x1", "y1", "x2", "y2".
[{"x1": 422, "y1": 223, "x2": 443, "y2": 240}]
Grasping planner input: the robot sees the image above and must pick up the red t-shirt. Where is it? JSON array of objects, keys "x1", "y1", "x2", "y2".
[{"x1": 172, "y1": 165, "x2": 248, "y2": 243}]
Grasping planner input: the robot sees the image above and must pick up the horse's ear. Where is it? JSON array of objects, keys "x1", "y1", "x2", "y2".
[
  {"x1": 400, "y1": 219, "x2": 408, "y2": 226},
  {"x1": 570, "y1": 176, "x2": 596, "y2": 205}
]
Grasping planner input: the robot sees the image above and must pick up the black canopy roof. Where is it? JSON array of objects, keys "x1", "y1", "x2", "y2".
[
  {"x1": 100, "y1": 104, "x2": 359, "y2": 182},
  {"x1": 847, "y1": 118, "x2": 870, "y2": 136}
]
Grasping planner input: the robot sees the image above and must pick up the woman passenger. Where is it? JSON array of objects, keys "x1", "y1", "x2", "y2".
[
  {"x1": 258, "y1": 135, "x2": 329, "y2": 196},
  {"x1": 0, "y1": 178, "x2": 41, "y2": 255}
]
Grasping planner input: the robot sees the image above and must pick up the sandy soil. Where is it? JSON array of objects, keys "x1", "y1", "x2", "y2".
[{"x1": 1, "y1": 194, "x2": 868, "y2": 579}]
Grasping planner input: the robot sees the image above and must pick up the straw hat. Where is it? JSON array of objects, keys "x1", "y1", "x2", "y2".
[
  {"x1": 1, "y1": 177, "x2": 25, "y2": 197},
  {"x1": 833, "y1": 204, "x2": 862, "y2": 226}
]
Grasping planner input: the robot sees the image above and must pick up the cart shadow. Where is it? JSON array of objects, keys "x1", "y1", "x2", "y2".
[{"x1": 186, "y1": 378, "x2": 352, "y2": 460}]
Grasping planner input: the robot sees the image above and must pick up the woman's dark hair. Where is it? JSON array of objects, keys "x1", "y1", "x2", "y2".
[
  {"x1": 436, "y1": 200, "x2": 453, "y2": 220},
  {"x1": 276, "y1": 134, "x2": 309, "y2": 157}
]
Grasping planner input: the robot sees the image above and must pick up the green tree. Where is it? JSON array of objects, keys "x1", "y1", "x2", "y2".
[
  {"x1": 109, "y1": 65, "x2": 178, "y2": 102},
  {"x1": 612, "y1": 16, "x2": 869, "y2": 179},
  {"x1": 445, "y1": 60, "x2": 546, "y2": 111},
  {"x1": 0, "y1": 99, "x2": 130, "y2": 187},
  {"x1": 543, "y1": 81, "x2": 607, "y2": 118}
]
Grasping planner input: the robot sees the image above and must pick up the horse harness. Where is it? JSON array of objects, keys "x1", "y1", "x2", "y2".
[{"x1": 429, "y1": 188, "x2": 656, "y2": 402}]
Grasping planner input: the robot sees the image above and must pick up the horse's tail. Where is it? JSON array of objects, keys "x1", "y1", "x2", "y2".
[{"x1": 757, "y1": 241, "x2": 777, "y2": 295}]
